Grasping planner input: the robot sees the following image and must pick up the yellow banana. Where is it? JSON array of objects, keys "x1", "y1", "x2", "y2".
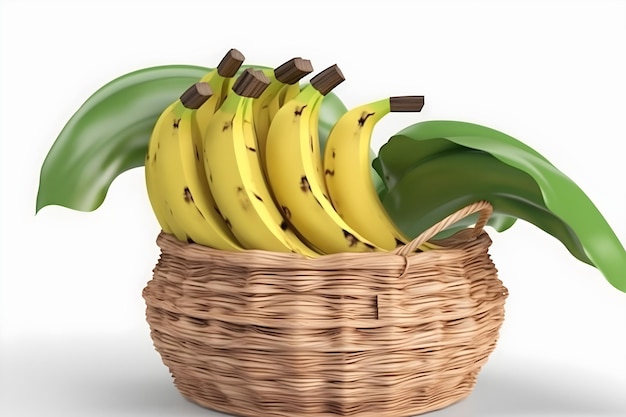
[
  {"x1": 145, "y1": 49, "x2": 243, "y2": 237},
  {"x1": 252, "y1": 57, "x2": 313, "y2": 167},
  {"x1": 265, "y1": 65, "x2": 383, "y2": 253},
  {"x1": 149, "y1": 82, "x2": 242, "y2": 250},
  {"x1": 267, "y1": 81, "x2": 303, "y2": 124},
  {"x1": 280, "y1": 81, "x2": 303, "y2": 105},
  {"x1": 202, "y1": 69, "x2": 320, "y2": 257},
  {"x1": 195, "y1": 48, "x2": 245, "y2": 135},
  {"x1": 323, "y1": 96, "x2": 434, "y2": 251},
  {"x1": 145, "y1": 108, "x2": 175, "y2": 234}
]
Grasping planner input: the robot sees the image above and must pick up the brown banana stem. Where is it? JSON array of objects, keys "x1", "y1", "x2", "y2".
[{"x1": 180, "y1": 82, "x2": 213, "y2": 109}]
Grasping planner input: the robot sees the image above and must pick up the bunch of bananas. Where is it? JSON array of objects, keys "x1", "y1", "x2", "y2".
[
  {"x1": 145, "y1": 49, "x2": 431, "y2": 257},
  {"x1": 36, "y1": 48, "x2": 626, "y2": 292}
]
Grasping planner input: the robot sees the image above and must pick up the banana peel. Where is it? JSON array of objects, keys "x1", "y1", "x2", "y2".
[{"x1": 375, "y1": 120, "x2": 626, "y2": 293}]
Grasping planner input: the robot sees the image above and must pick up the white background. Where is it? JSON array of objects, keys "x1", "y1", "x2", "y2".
[{"x1": 1, "y1": 0, "x2": 625, "y2": 416}]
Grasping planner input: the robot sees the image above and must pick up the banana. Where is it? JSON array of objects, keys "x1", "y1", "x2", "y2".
[
  {"x1": 147, "y1": 82, "x2": 242, "y2": 250},
  {"x1": 202, "y1": 69, "x2": 319, "y2": 257},
  {"x1": 267, "y1": 81, "x2": 304, "y2": 122},
  {"x1": 252, "y1": 58, "x2": 313, "y2": 166},
  {"x1": 265, "y1": 65, "x2": 383, "y2": 253},
  {"x1": 280, "y1": 81, "x2": 304, "y2": 106},
  {"x1": 323, "y1": 96, "x2": 429, "y2": 250},
  {"x1": 145, "y1": 49, "x2": 243, "y2": 239},
  {"x1": 145, "y1": 107, "x2": 175, "y2": 234},
  {"x1": 195, "y1": 48, "x2": 245, "y2": 136}
]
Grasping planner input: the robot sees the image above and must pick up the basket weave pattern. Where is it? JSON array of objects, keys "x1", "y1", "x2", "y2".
[{"x1": 143, "y1": 202, "x2": 508, "y2": 417}]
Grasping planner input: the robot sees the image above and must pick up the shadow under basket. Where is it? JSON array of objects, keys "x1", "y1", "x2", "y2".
[{"x1": 143, "y1": 201, "x2": 508, "y2": 417}]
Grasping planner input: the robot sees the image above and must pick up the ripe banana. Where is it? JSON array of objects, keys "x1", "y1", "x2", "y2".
[
  {"x1": 266, "y1": 81, "x2": 304, "y2": 125},
  {"x1": 145, "y1": 106, "x2": 175, "y2": 234},
  {"x1": 146, "y1": 82, "x2": 241, "y2": 250},
  {"x1": 202, "y1": 69, "x2": 319, "y2": 257},
  {"x1": 195, "y1": 48, "x2": 245, "y2": 136},
  {"x1": 265, "y1": 65, "x2": 382, "y2": 253},
  {"x1": 252, "y1": 57, "x2": 313, "y2": 166},
  {"x1": 323, "y1": 96, "x2": 429, "y2": 251},
  {"x1": 146, "y1": 49, "x2": 242, "y2": 240}
]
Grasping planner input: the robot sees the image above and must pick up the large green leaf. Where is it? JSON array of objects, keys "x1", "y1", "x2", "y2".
[
  {"x1": 373, "y1": 138, "x2": 518, "y2": 233},
  {"x1": 382, "y1": 148, "x2": 589, "y2": 264},
  {"x1": 36, "y1": 65, "x2": 213, "y2": 213},
  {"x1": 376, "y1": 120, "x2": 626, "y2": 293}
]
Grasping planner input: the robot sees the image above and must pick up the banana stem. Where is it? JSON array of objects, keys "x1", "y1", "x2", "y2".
[
  {"x1": 274, "y1": 58, "x2": 313, "y2": 84},
  {"x1": 216, "y1": 48, "x2": 245, "y2": 77},
  {"x1": 180, "y1": 82, "x2": 213, "y2": 109},
  {"x1": 310, "y1": 64, "x2": 345, "y2": 96},
  {"x1": 390, "y1": 96, "x2": 425, "y2": 112},
  {"x1": 232, "y1": 69, "x2": 271, "y2": 98}
]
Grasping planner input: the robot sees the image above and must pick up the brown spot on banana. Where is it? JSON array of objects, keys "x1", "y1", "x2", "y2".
[
  {"x1": 253, "y1": 193, "x2": 263, "y2": 202},
  {"x1": 173, "y1": 118, "x2": 181, "y2": 129},
  {"x1": 236, "y1": 186, "x2": 251, "y2": 210},
  {"x1": 342, "y1": 230, "x2": 359, "y2": 247},
  {"x1": 183, "y1": 187, "x2": 194, "y2": 203},
  {"x1": 281, "y1": 206, "x2": 292, "y2": 219},
  {"x1": 294, "y1": 105, "x2": 307, "y2": 116},
  {"x1": 309, "y1": 135, "x2": 314, "y2": 153},
  {"x1": 194, "y1": 145, "x2": 200, "y2": 161},
  {"x1": 324, "y1": 169, "x2": 335, "y2": 176},
  {"x1": 224, "y1": 217, "x2": 233, "y2": 229},
  {"x1": 299, "y1": 176, "x2": 311, "y2": 192},
  {"x1": 246, "y1": 145, "x2": 257, "y2": 152},
  {"x1": 280, "y1": 220, "x2": 289, "y2": 231},
  {"x1": 222, "y1": 116, "x2": 234, "y2": 131},
  {"x1": 357, "y1": 112, "x2": 375, "y2": 127}
]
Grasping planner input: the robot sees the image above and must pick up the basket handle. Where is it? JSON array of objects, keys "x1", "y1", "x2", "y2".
[{"x1": 393, "y1": 200, "x2": 493, "y2": 256}]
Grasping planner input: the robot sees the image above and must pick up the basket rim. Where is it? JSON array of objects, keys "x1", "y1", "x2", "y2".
[{"x1": 155, "y1": 200, "x2": 494, "y2": 264}]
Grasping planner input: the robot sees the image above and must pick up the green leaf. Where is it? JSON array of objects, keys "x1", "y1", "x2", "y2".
[
  {"x1": 36, "y1": 65, "x2": 213, "y2": 213},
  {"x1": 377, "y1": 120, "x2": 626, "y2": 293}
]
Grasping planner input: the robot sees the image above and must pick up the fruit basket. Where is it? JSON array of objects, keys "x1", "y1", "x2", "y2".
[
  {"x1": 143, "y1": 201, "x2": 508, "y2": 417},
  {"x1": 36, "y1": 48, "x2": 625, "y2": 417}
]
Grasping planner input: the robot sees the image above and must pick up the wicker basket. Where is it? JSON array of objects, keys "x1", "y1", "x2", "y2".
[{"x1": 143, "y1": 201, "x2": 508, "y2": 417}]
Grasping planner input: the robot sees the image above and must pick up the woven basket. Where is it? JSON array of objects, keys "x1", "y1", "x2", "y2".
[{"x1": 143, "y1": 201, "x2": 508, "y2": 417}]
